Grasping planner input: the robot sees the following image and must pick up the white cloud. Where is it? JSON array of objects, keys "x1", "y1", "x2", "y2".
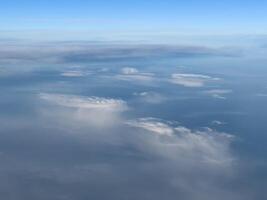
[
  {"x1": 116, "y1": 74, "x2": 154, "y2": 82},
  {"x1": 39, "y1": 93, "x2": 235, "y2": 167},
  {"x1": 212, "y1": 120, "x2": 227, "y2": 125},
  {"x1": 61, "y1": 70, "x2": 91, "y2": 77},
  {"x1": 126, "y1": 118, "x2": 174, "y2": 136},
  {"x1": 203, "y1": 89, "x2": 232, "y2": 99},
  {"x1": 115, "y1": 67, "x2": 155, "y2": 83},
  {"x1": 40, "y1": 93, "x2": 127, "y2": 111},
  {"x1": 121, "y1": 67, "x2": 139, "y2": 75},
  {"x1": 35, "y1": 93, "x2": 238, "y2": 199},
  {"x1": 170, "y1": 73, "x2": 220, "y2": 87},
  {"x1": 126, "y1": 118, "x2": 234, "y2": 167},
  {"x1": 39, "y1": 93, "x2": 128, "y2": 128},
  {"x1": 133, "y1": 91, "x2": 166, "y2": 104}
]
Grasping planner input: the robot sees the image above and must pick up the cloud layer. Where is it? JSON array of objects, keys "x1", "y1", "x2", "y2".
[{"x1": 0, "y1": 40, "x2": 240, "y2": 64}]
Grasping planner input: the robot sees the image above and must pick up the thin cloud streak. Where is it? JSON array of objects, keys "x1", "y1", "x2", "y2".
[{"x1": 170, "y1": 73, "x2": 220, "y2": 87}]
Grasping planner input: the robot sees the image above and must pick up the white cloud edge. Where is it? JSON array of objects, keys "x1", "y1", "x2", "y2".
[
  {"x1": 61, "y1": 70, "x2": 91, "y2": 77},
  {"x1": 126, "y1": 117, "x2": 234, "y2": 165},
  {"x1": 170, "y1": 73, "x2": 220, "y2": 87},
  {"x1": 39, "y1": 93, "x2": 128, "y2": 111},
  {"x1": 203, "y1": 89, "x2": 232, "y2": 99},
  {"x1": 115, "y1": 67, "x2": 155, "y2": 82}
]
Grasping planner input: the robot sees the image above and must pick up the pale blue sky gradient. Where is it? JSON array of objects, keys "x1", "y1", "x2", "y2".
[{"x1": 0, "y1": 0, "x2": 266, "y2": 40}]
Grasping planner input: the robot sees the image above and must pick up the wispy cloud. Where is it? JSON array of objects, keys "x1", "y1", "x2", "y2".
[
  {"x1": 121, "y1": 67, "x2": 139, "y2": 75},
  {"x1": 203, "y1": 89, "x2": 232, "y2": 99},
  {"x1": 256, "y1": 93, "x2": 267, "y2": 97},
  {"x1": 212, "y1": 120, "x2": 227, "y2": 126},
  {"x1": 126, "y1": 118, "x2": 175, "y2": 136},
  {"x1": 170, "y1": 73, "x2": 220, "y2": 87},
  {"x1": 0, "y1": 40, "x2": 241, "y2": 64},
  {"x1": 133, "y1": 91, "x2": 166, "y2": 104},
  {"x1": 40, "y1": 93, "x2": 127, "y2": 111},
  {"x1": 60, "y1": 70, "x2": 91, "y2": 77}
]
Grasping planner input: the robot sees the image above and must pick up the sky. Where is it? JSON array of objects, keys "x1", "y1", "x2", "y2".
[
  {"x1": 0, "y1": 0, "x2": 267, "y2": 39},
  {"x1": 1, "y1": 1, "x2": 267, "y2": 199}
]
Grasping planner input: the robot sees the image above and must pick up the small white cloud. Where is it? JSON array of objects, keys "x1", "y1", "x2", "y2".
[
  {"x1": 116, "y1": 74, "x2": 154, "y2": 82},
  {"x1": 61, "y1": 70, "x2": 90, "y2": 77},
  {"x1": 170, "y1": 73, "x2": 220, "y2": 87},
  {"x1": 133, "y1": 91, "x2": 166, "y2": 104},
  {"x1": 115, "y1": 67, "x2": 155, "y2": 83},
  {"x1": 212, "y1": 120, "x2": 227, "y2": 125},
  {"x1": 121, "y1": 67, "x2": 139, "y2": 75},
  {"x1": 203, "y1": 89, "x2": 232, "y2": 99},
  {"x1": 126, "y1": 118, "x2": 174, "y2": 136}
]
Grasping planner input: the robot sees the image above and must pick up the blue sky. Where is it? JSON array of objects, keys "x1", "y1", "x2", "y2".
[{"x1": 0, "y1": 0, "x2": 267, "y2": 36}]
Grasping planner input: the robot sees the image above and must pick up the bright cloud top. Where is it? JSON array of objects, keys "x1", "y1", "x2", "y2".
[
  {"x1": 126, "y1": 118, "x2": 175, "y2": 136},
  {"x1": 40, "y1": 93, "x2": 127, "y2": 111},
  {"x1": 39, "y1": 93, "x2": 128, "y2": 127},
  {"x1": 170, "y1": 73, "x2": 220, "y2": 87},
  {"x1": 127, "y1": 117, "x2": 234, "y2": 166}
]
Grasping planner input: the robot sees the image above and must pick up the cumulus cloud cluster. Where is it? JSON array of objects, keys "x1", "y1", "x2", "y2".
[
  {"x1": 39, "y1": 92, "x2": 236, "y2": 188},
  {"x1": 126, "y1": 118, "x2": 234, "y2": 167},
  {"x1": 40, "y1": 92, "x2": 235, "y2": 172},
  {"x1": 39, "y1": 93, "x2": 234, "y2": 169}
]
